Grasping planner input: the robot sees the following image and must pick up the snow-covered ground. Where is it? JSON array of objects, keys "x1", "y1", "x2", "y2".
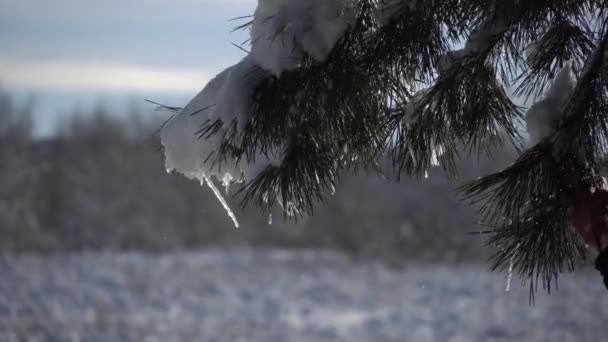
[{"x1": 0, "y1": 249, "x2": 604, "y2": 342}]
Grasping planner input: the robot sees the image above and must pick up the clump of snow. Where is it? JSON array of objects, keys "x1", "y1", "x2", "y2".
[
  {"x1": 525, "y1": 60, "x2": 577, "y2": 146},
  {"x1": 251, "y1": 0, "x2": 355, "y2": 76},
  {"x1": 160, "y1": 67, "x2": 242, "y2": 186},
  {"x1": 214, "y1": 54, "x2": 268, "y2": 132},
  {"x1": 160, "y1": 56, "x2": 277, "y2": 189},
  {"x1": 544, "y1": 60, "x2": 577, "y2": 110}
]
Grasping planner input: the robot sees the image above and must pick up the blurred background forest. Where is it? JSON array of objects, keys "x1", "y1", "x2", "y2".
[{"x1": 0, "y1": 89, "x2": 520, "y2": 265}]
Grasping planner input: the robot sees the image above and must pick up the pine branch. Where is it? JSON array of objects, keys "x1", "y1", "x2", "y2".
[
  {"x1": 460, "y1": 146, "x2": 591, "y2": 298},
  {"x1": 202, "y1": 0, "x2": 596, "y2": 217},
  {"x1": 160, "y1": 0, "x2": 608, "y2": 294},
  {"x1": 487, "y1": 200, "x2": 587, "y2": 303},
  {"x1": 459, "y1": 21, "x2": 608, "y2": 296}
]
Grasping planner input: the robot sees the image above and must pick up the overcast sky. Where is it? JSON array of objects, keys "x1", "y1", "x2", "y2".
[{"x1": 0, "y1": 0, "x2": 256, "y2": 136}]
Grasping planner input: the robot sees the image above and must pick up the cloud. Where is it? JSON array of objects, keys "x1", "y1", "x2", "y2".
[
  {"x1": 0, "y1": 0, "x2": 255, "y2": 20},
  {"x1": 0, "y1": 0, "x2": 253, "y2": 74},
  {"x1": 0, "y1": 58, "x2": 210, "y2": 93}
]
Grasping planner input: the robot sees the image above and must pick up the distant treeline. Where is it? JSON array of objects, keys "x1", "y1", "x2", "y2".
[{"x1": 0, "y1": 92, "x2": 518, "y2": 264}]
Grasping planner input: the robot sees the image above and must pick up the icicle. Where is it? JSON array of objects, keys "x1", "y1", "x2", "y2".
[
  {"x1": 424, "y1": 170, "x2": 429, "y2": 179},
  {"x1": 430, "y1": 149, "x2": 440, "y2": 167},
  {"x1": 505, "y1": 260, "x2": 514, "y2": 292},
  {"x1": 203, "y1": 177, "x2": 240, "y2": 228},
  {"x1": 430, "y1": 142, "x2": 444, "y2": 167},
  {"x1": 506, "y1": 243, "x2": 520, "y2": 292},
  {"x1": 268, "y1": 213, "x2": 273, "y2": 226}
]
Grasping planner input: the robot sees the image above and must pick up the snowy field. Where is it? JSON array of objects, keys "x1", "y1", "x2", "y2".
[{"x1": 0, "y1": 249, "x2": 605, "y2": 342}]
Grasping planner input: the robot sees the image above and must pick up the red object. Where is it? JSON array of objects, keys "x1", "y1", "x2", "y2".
[{"x1": 570, "y1": 188, "x2": 608, "y2": 251}]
